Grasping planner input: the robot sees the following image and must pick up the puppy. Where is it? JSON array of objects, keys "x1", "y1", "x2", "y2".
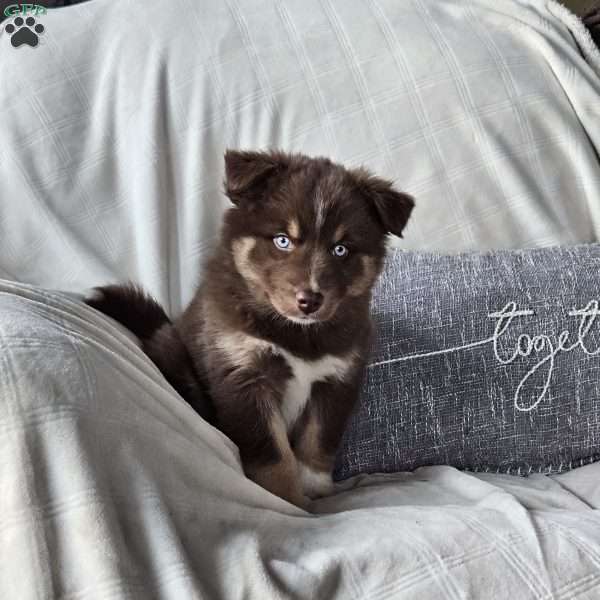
[{"x1": 86, "y1": 150, "x2": 414, "y2": 508}]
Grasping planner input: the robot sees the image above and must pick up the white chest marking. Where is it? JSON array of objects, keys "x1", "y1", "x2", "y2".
[
  {"x1": 209, "y1": 329, "x2": 354, "y2": 429},
  {"x1": 278, "y1": 349, "x2": 352, "y2": 430}
]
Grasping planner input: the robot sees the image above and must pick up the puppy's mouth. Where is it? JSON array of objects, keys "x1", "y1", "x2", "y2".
[{"x1": 285, "y1": 313, "x2": 322, "y2": 325}]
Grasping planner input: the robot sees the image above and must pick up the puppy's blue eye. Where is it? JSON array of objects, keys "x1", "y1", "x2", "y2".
[
  {"x1": 332, "y1": 244, "x2": 349, "y2": 258},
  {"x1": 274, "y1": 234, "x2": 293, "y2": 251}
]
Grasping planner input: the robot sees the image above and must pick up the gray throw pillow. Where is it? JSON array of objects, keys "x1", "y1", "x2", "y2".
[{"x1": 334, "y1": 244, "x2": 600, "y2": 480}]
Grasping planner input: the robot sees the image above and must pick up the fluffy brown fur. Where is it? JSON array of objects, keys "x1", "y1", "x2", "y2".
[{"x1": 86, "y1": 149, "x2": 414, "y2": 509}]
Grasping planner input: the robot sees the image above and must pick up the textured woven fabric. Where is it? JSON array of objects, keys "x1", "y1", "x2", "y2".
[
  {"x1": 335, "y1": 244, "x2": 600, "y2": 480},
  {"x1": 2, "y1": 0, "x2": 600, "y2": 313},
  {"x1": 8, "y1": 278, "x2": 600, "y2": 599}
]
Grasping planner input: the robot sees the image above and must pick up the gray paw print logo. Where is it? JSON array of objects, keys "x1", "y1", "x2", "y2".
[{"x1": 4, "y1": 16, "x2": 45, "y2": 47}]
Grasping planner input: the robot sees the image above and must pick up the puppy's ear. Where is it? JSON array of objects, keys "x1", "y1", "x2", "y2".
[
  {"x1": 224, "y1": 149, "x2": 289, "y2": 206},
  {"x1": 351, "y1": 168, "x2": 415, "y2": 238}
]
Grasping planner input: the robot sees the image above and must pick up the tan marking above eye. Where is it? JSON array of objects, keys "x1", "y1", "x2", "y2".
[
  {"x1": 334, "y1": 225, "x2": 346, "y2": 241},
  {"x1": 288, "y1": 219, "x2": 300, "y2": 240}
]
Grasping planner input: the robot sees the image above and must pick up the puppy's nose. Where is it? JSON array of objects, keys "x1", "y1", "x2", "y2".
[{"x1": 296, "y1": 289, "x2": 323, "y2": 315}]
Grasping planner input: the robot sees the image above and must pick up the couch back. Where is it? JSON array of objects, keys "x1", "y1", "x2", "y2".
[{"x1": 1, "y1": 0, "x2": 599, "y2": 312}]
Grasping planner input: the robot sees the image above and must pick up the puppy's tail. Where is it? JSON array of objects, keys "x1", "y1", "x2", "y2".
[{"x1": 85, "y1": 284, "x2": 213, "y2": 422}]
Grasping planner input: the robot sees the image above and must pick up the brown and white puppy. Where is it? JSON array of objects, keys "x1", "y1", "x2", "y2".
[{"x1": 86, "y1": 150, "x2": 414, "y2": 508}]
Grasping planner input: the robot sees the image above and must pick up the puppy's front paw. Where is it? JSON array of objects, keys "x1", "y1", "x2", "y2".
[
  {"x1": 246, "y1": 460, "x2": 310, "y2": 509},
  {"x1": 299, "y1": 463, "x2": 334, "y2": 499}
]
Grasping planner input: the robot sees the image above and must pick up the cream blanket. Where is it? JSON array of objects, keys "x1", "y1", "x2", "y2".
[
  {"x1": 3, "y1": 279, "x2": 600, "y2": 598},
  {"x1": 3, "y1": 0, "x2": 600, "y2": 596}
]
